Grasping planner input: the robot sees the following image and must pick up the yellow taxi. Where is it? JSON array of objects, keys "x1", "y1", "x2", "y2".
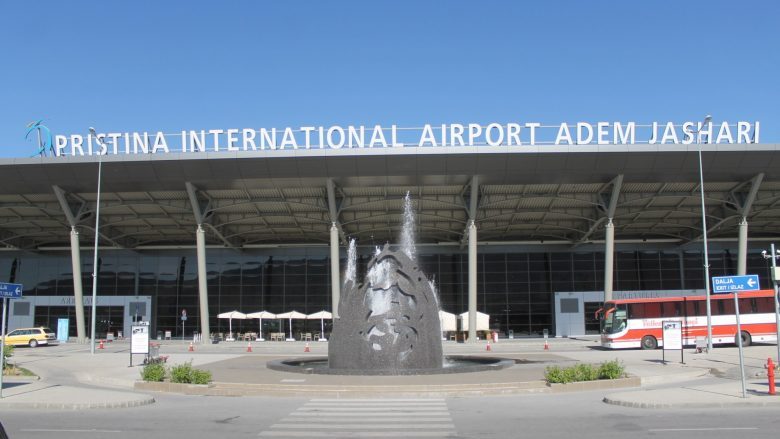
[{"x1": 2, "y1": 327, "x2": 58, "y2": 347}]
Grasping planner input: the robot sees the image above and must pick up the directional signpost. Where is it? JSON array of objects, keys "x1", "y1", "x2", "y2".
[
  {"x1": 0, "y1": 282, "x2": 23, "y2": 398},
  {"x1": 711, "y1": 274, "x2": 759, "y2": 398},
  {"x1": 712, "y1": 274, "x2": 759, "y2": 293},
  {"x1": 181, "y1": 309, "x2": 187, "y2": 340}
]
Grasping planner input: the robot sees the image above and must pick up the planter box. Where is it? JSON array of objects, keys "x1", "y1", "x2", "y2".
[
  {"x1": 135, "y1": 381, "x2": 213, "y2": 395},
  {"x1": 546, "y1": 376, "x2": 641, "y2": 393}
]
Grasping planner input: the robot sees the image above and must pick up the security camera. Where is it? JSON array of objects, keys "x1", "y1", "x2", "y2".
[{"x1": 762, "y1": 250, "x2": 767, "y2": 257}]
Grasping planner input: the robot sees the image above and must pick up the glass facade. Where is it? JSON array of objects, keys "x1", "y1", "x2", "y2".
[{"x1": 0, "y1": 247, "x2": 772, "y2": 337}]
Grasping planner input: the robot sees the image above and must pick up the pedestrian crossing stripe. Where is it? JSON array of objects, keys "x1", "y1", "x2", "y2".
[{"x1": 257, "y1": 399, "x2": 455, "y2": 438}]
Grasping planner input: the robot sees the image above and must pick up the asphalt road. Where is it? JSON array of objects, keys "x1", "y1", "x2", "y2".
[{"x1": 2, "y1": 386, "x2": 778, "y2": 439}]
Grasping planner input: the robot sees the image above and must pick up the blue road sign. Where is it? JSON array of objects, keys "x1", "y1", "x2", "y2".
[
  {"x1": 711, "y1": 275, "x2": 760, "y2": 294},
  {"x1": 0, "y1": 282, "x2": 23, "y2": 299}
]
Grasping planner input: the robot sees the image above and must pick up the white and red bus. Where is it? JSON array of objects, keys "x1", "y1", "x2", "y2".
[{"x1": 598, "y1": 289, "x2": 778, "y2": 349}]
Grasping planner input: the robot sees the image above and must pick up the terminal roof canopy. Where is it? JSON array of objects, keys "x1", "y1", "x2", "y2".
[{"x1": 0, "y1": 145, "x2": 779, "y2": 250}]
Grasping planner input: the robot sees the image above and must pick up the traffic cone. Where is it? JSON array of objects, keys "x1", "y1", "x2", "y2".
[
  {"x1": 304, "y1": 342, "x2": 310, "y2": 353},
  {"x1": 246, "y1": 342, "x2": 252, "y2": 353},
  {"x1": 188, "y1": 341, "x2": 194, "y2": 352},
  {"x1": 98, "y1": 339, "x2": 104, "y2": 350},
  {"x1": 544, "y1": 340, "x2": 549, "y2": 350},
  {"x1": 486, "y1": 340, "x2": 491, "y2": 351}
]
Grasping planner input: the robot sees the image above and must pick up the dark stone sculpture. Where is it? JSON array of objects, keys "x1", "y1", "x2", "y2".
[{"x1": 329, "y1": 244, "x2": 443, "y2": 373}]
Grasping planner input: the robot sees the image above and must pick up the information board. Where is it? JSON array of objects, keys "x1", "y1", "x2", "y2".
[
  {"x1": 131, "y1": 324, "x2": 150, "y2": 354},
  {"x1": 662, "y1": 320, "x2": 682, "y2": 350}
]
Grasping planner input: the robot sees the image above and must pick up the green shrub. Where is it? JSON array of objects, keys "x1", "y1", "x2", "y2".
[
  {"x1": 545, "y1": 360, "x2": 625, "y2": 384},
  {"x1": 170, "y1": 362, "x2": 194, "y2": 383},
  {"x1": 544, "y1": 365, "x2": 567, "y2": 383},
  {"x1": 2, "y1": 344, "x2": 13, "y2": 370},
  {"x1": 168, "y1": 361, "x2": 212, "y2": 384},
  {"x1": 141, "y1": 363, "x2": 166, "y2": 382},
  {"x1": 598, "y1": 359, "x2": 625, "y2": 380},
  {"x1": 191, "y1": 368, "x2": 212, "y2": 385},
  {"x1": 143, "y1": 360, "x2": 211, "y2": 384},
  {"x1": 573, "y1": 363, "x2": 599, "y2": 381}
]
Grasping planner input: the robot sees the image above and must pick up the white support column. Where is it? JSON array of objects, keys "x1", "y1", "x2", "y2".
[
  {"x1": 600, "y1": 175, "x2": 622, "y2": 303},
  {"x1": 604, "y1": 219, "x2": 615, "y2": 302},
  {"x1": 468, "y1": 220, "x2": 477, "y2": 343},
  {"x1": 69, "y1": 227, "x2": 86, "y2": 343},
  {"x1": 196, "y1": 225, "x2": 210, "y2": 343},
  {"x1": 737, "y1": 217, "x2": 748, "y2": 275},
  {"x1": 330, "y1": 223, "x2": 340, "y2": 318}
]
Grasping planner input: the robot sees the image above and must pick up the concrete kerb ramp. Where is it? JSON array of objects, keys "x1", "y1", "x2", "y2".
[
  {"x1": 603, "y1": 380, "x2": 780, "y2": 409},
  {"x1": 0, "y1": 380, "x2": 155, "y2": 410}
]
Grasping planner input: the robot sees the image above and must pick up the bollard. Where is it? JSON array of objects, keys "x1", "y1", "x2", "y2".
[{"x1": 766, "y1": 358, "x2": 776, "y2": 396}]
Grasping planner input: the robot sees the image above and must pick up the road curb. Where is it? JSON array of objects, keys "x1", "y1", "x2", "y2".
[
  {"x1": 135, "y1": 380, "x2": 551, "y2": 397},
  {"x1": 602, "y1": 395, "x2": 780, "y2": 409},
  {"x1": 0, "y1": 396, "x2": 155, "y2": 410}
]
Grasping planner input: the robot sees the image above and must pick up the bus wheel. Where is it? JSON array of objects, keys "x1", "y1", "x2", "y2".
[
  {"x1": 738, "y1": 331, "x2": 752, "y2": 347},
  {"x1": 641, "y1": 335, "x2": 657, "y2": 350}
]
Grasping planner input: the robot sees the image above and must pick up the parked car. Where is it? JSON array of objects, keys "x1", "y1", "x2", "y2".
[{"x1": 2, "y1": 327, "x2": 58, "y2": 347}]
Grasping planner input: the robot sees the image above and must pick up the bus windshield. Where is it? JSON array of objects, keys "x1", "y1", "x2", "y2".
[{"x1": 601, "y1": 303, "x2": 627, "y2": 334}]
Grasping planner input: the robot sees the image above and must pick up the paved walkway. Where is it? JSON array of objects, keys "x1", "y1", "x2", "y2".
[{"x1": 0, "y1": 337, "x2": 777, "y2": 409}]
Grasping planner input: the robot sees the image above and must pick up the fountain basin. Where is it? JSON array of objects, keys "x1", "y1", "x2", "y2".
[{"x1": 267, "y1": 355, "x2": 515, "y2": 375}]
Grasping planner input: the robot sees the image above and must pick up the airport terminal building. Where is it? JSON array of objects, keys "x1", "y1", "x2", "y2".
[{"x1": 1, "y1": 121, "x2": 777, "y2": 340}]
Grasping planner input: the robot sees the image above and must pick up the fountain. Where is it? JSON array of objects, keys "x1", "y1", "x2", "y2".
[
  {"x1": 328, "y1": 242, "x2": 444, "y2": 372},
  {"x1": 268, "y1": 193, "x2": 513, "y2": 375}
]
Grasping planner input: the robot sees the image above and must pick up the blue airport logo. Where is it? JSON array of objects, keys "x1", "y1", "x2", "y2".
[{"x1": 25, "y1": 120, "x2": 55, "y2": 157}]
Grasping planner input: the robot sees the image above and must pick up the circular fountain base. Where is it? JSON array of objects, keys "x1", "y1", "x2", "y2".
[{"x1": 267, "y1": 355, "x2": 515, "y2": 375}]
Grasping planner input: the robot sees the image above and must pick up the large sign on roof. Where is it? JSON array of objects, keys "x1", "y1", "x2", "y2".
[{"x1": 51, "y1": 120, "x2": 760, "y2": 157}]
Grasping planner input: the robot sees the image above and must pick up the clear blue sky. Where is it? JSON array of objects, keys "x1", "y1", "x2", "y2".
[{"x1": 1, "y1": 1, "x2": 778, "y2": 157}]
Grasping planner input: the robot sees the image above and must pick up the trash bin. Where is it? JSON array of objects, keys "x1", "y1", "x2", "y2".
[
  {"x1": 149, "y1": 342, "x2": 160, "y2": 359},
  {"x1": 157, "y1": 330, "x2": 163, "y2": 341},
  {"x1": 508, "y1": 330, "x2": 514, "y2": 339}
]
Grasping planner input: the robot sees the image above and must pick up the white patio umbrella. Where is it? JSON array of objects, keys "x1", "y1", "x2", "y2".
[
  {"x1": 247, "y1": 311, "x2": 276, "y2": 341},
  {"x1": 275, "y1": 310, "x2": 307, "y2": 341},
  {"x1": 458, "y1": 311, "x2": 490, "y2": 332},
  {"x1": 217, "y1": 310, "x2": 247, "y2": 341},
  {"x1": 306, "y1": 310, "x2": 332, "y2": 341},
  {"x1": 438, "y1": 310, "x2": 457, "y2": 340}
]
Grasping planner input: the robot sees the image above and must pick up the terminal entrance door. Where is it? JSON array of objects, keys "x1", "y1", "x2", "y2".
[{"x1": 583, "y1": 301, "x2": 603, "y2": 334}]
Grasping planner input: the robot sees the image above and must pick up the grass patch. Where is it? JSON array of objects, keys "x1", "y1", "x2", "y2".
[
  {"x1": 545, "y1": 359, "x2": 626, "y2": 384},
  {"x1": 2, "y1": 365, "x2": 36, "y2": 377}
]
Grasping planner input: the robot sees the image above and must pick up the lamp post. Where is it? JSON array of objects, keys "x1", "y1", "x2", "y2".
[
  {"x1": 761, "y1": 244, "x2": 780, "y2": 363},
  {"x1": 694, "y1": 115, "x2": 714, "y2": 352},
  {"x1": 87, "y1": 128, "x2": 104, "y2": 355}
]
